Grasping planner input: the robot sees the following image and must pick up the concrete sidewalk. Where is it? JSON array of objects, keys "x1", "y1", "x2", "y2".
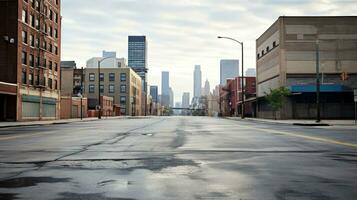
[
  {"x1": 0, "y1": 116, "x2": 129, "y2": 129},
  {"x1": 228, "y1": 117, "x2": 357, "y2": 127}
]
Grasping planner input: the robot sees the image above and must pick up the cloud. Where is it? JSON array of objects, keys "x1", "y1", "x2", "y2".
[{"x1": 61, "y1": 0, "x2": 357, "y2": 101}]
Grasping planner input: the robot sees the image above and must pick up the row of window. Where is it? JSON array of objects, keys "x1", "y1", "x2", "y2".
[
  {"x1": 22, "y1": 10, "x2": 59, "y2": 41},
  {"x1": 21, "y1": 71, "x2": 57, "y2": 89},
  {"x1": 23, "y1": 0, "x2": 59, "y2": 23},
  {"x1": 88, "y1": 84, "x2": 127, "y2": 94},
  {"x1": 257, "y1": 41, "x2": 278, "y2": 59},
  {"x1": 89, "y1": 73, "x2": 127, "y2": 82},
  {"x1": 22, "y1": 51, "x2": 58, "y2": 71},
  {"x1": 22, "y1": 30, "x2": 58, "y2": 55}
]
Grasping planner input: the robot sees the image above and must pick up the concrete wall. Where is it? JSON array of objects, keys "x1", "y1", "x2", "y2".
[{"x1": 60, "y1": 97, "x2": 88, "y2": 119}]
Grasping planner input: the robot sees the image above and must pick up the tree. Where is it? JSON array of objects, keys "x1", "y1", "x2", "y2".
[{"x1": 265, "y1": 87, "x2": 291, "y2": 120}]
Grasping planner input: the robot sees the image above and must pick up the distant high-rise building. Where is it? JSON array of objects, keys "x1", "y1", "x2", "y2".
[
  {"x1": 182, "y1": 92, "x2": 190, "y2": 108},
  {"x1": 102, "y1": 51, "x2": 116, "y2": 58},
  {"x1": 169, "y1": 87, "x2": 174, "y2": 107},
  {"x1": 194, "y1": 65, "x2": 202, "y2": 98},
  {"x1": 220, "y1": 59, "x2": 239, "y2": 85},
  {"x1": 128, "y1": 36, "x2": 147, "y2": 92},
  {"x1": 246, "y1": 68, "x2": 256, "y2": 77},
  {"x1": 203, "y1": 79, "x2": 211, "y2": 96},
  {"x1": 150, "y1": 86, "x2": 158, "y2": 103},
  {"x1": 161, "y1": 71, "x2": 170, "y2": 107}
]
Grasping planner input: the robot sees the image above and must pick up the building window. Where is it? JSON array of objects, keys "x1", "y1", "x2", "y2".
[
  {"x1": 109, "y1": 85, "x2": 115, "y2": 93},
  {"x1": 89, "y1": 73, "x2": 95, "y2": 81},
  {"x1": 22, "y1": 51, "x2": 27, "y2": 65},
  {"x1": 35, "y1": 0, "x2": 39, "y2": 11},
  {"x1": 22, "y1": 10, "x2": 27, "y2": 23},
  {"x1": 120, "y1": 73, "x2": 126, "y2": 82},
  {"x1": 120, "y1": 85, "x2": 126, "y2": 93},
  {"x1": 37, "y1": 56, "x2": 40, "y2": 67},
  {"x1": 257, "y1": 53, "x2": 260, "y2": 59},
  {"x1": 120, "y1": 96, "x2": 126, "y2": 105},
  {"x1": 30, "y1": 14, "x2": 34, "y2": 27},
  {"x1": 35, "y1": 17, "x2": 39, "y2": 29},
  {"x1": 30, "y1": 35, "x2": 34, "y2": 47},
  {"x1": 109, "y1": 73, "x2": 115, "y2": 81},
  {"x1": 55, "y1": 63, "x2": 58, "y2": 71},
  {"x1": 49, "y1": 60, "x2": 52, "y2": 70},
  {"x1": 273, "y1": 41, "x2": 277, "y2": 48},
  {"x1": 22, "y1": 31, "x2": 27, "y2": 44},
  {"x1": 22, "y1": 71, "x2": 27, "y2": 84},
  {"x1": 266, "y1": 46, "x2": 270, "y2": 52},
  {"x1": 29, "y1": 54, "x2": 34, "y2": 67},
  {"x1": 55, "y1": 13, "x2": 58, "y2": 23},
  {"x1": 54, "y1": 28, "x2": 58, "y2": 38},
  {"x1": 54, "y1": 46, "x2": 58, "y2": 55},
  {"x1": 29, "y1": 73, "x2": 33, "y2": 85},
  {"x1": 49, "y1": 10, "x2": 53, "y2": 21},
  {"x1": 48, "y1": 78, "x2": 52, "y2": 89},
  {"x1": 261, "y1": 50, "x2": 264, "y2": 55},
  {"x1": 89, "y1": 84, "x2": 95, "y2": 93},
  {"x1": 48, "y1": 43, "x2": 52, "y2": 52},
  {"x1": 100, "y1": 85, "x2": 104, "y2": 93},
  {"x1": 100, "y1": 73, "x2": 104, "y2": 81}
]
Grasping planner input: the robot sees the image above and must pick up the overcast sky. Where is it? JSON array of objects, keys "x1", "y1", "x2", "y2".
[{"x1": 61, "y1": 0, "x2": 357, "y2": 103}]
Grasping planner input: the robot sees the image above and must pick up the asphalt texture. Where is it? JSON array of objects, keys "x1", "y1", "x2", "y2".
[{"x1": 0, "y1": 116, "x2": 356, "y2": 200}]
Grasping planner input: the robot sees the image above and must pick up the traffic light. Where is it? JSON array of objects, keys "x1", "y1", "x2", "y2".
[{"x1": 341, "y1": 72, "x2": 349, "y2": 81}]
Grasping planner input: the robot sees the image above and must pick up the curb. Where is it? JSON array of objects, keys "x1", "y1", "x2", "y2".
[{"x1": 226, "y1": 117, "x2": 332, "y2": 126}]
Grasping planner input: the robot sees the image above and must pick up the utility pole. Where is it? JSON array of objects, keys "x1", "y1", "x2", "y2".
[
  {"x1": 241, "y1": 42, "x2": 245, "y2": 119},
  {"x1": 316, "y1": 40, "x2": 321, "y2": 123},
  {"x1": 80, "y1": 67, "x2": 83, "y2": 120},
  {"x1": 97, "y1": 60, "x2": 101, "y2": 119}
]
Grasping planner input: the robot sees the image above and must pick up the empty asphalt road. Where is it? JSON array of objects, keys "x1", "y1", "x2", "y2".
[{"x1": 0, "y1": 117, "x2": 356, "y2": 200}]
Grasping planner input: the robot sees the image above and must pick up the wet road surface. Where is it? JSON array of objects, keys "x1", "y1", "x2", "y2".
[{"x1": 0, "y1": 116, "x2": 356, "y2": 199}]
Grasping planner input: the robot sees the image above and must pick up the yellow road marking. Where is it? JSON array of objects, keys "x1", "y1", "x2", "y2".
[{"x1": 239, "y1": 125, "x2": 357, "y2": 148}]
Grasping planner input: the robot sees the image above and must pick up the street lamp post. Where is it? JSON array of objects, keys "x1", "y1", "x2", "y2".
[
  {"x1": 218, "y1": 36, "x2": 245, "y2": 119},
  {"x1": 316, "y1": 40, "x2": 321, "y2": 123},
  {"x1": 97, "y1": 57, "x2": 115, "y2": 119}
]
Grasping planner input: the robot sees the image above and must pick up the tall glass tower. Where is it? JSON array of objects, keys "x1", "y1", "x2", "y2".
[{"x1": 128, "y1": 36, "x2": 147, "y2": 91}]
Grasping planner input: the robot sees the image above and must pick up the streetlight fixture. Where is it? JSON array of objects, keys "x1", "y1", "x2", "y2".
[
  {"x1": 97, "y1": 56, "x2": 115, "y2": 119},
  {"x1": 217, "y1": 36, "x2": 245, "y2": 119}
]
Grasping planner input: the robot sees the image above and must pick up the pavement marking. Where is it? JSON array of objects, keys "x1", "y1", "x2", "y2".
[{"x1": 239, "y1": 125, "x2": 357, "y2": 148}]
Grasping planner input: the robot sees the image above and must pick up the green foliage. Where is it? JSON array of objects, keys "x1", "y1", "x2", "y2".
[{"x1": 265, "y1": 87, "x2": 291, "y2": 112}]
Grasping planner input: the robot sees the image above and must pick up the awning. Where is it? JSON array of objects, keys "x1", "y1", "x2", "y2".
[
  {"x1": 0, "y1": 81, "x2": 17, "y2": 95},
  {"x1": 288, "y1": 84, "x2": 352, "y2": 93}
]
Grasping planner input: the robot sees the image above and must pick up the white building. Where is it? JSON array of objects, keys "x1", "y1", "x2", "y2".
[
  {"x1": 193, "y1": 65, "x2": 202, "y2": 98},
  {"x1": 203, "y1": 79, "x2": 210, "y2": 96},
  {"x1": 182, "y1": 92, "x2": 190, "y2": 108}
]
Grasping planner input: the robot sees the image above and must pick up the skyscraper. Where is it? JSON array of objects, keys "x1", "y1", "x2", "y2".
[
  {"x1": 194, "y1": 65, "x2": 202, "y2": 98},
  {"x1": 182, "y1": 92, "x2": 190, "y2": 108},
  {"x1": 203, "y1": 79, "x2": 211, "y2": 96},
  {"x1": 128, "y1": 36, "x2": 147, "y2": 90},
  {"x1": 220, "y1": 60, "x2": 239, "y2": 85},
  {"x1": 161, "y1": 71, "x2": 170, "y2": 107},
  {"x1": 169, "y1": 87, "x2": 174, "y2": 107},
  {"x1": 150, "y1": 86, "x2": 158, "y2": 103}
]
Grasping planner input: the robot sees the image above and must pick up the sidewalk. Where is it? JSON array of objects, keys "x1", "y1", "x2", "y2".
[
  {"x1": 0, "y1": 116, "x2": 129, "y2": 129},
  {"x1": 228, "y1": 117, "x2": 357, "y2": 127}
]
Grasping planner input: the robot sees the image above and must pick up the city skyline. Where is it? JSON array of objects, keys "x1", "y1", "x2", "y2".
[{"x1": 61, "y1": 0, "x2": 357, "y2": 102}]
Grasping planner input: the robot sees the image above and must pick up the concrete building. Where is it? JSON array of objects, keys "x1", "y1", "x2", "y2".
[
  {"x1": 220, "y1": 60, "x2": 239, "y2": 85},
  {"x1": 102, "y1": 50, "x2": 116, "y2": 58},
  {"x1": 60, "y1": 61, "x2": 84, "y2": 97},
  {"x1": 86, "y1": 53, "x2": 126, "y2": 69},
  {"x1": 169, "y1": 87, "x2": 174, "y2": 107},
  {"x1": 194, "y1": 65, "x2": 202, "y2": 98},
  {"x1": 182, "y1": 92, "x2": 190, "y2": 108},
  {"x1": 150, "y1": 85, "x2": 158, "y2": 103},
  {"x1": 256, "y1": 16, "x2": 357, "y2": 119},
  {"x1": 84, "y1": 66, "x2": 142, "y2": 116},
  {"x1": 246, "y1": 68, "x2": 256, "y2": 77},
  {"x1": 203, "y1": 79, "x2": 211, "y2": 96},
  {"x1": 0, "y1": 0, "x2": 62, "y2": 121},
  {"x1": 161, "y1": 71, "x2": 170, "y2": 107}
]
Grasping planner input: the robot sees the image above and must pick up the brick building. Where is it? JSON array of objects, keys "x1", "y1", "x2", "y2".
[{"x1": 0, "y1": 0, "x2": 61, "y2": 121}]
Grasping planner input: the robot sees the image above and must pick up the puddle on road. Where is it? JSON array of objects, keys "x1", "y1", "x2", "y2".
[{"x1": 0, "y1": 176, "x2": 71, "y2": 188}]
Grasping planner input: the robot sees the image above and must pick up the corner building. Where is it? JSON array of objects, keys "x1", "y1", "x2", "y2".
[
  {"x1": 256, "y1": 16, "x2": 357, "y2": 119},
  {"x1": 0, "y1": 0, "x2": 61, "y2": 121}
]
